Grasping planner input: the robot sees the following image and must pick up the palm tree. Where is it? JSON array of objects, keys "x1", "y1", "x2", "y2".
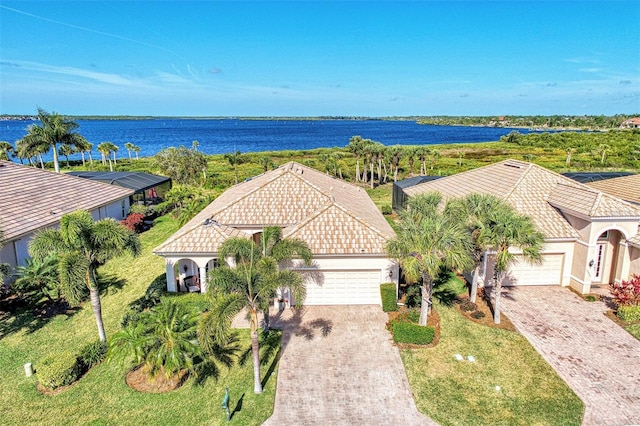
[
  {"x1": 387, "y1": 193, "x2": 473, "y2": 325},
  {"x1": 199, "y1": 235, "x2": 309, "y2": 394},
  {"x1": 97, "y1": 142, "x2": 117, "y2": 171},
  {"x1": 132, "y1": 145, "x2": 141, "y2": 160},
  {"x1": 404, "y1": 146, "x2": 417, "y2": 176},
  {"x1": 107, "y1": 301, "x2": 201, "y2": 379},
  {"x1": 19, "y1": 108, "x2": 85, "y2": 173},
  {"x1": 59, "y1": 143, "x2": 74, "y2": 168},
  {"x1": 0, "y1": 141, "x2": 13, "y2": 161},
  {"x1": 191, "y1": 140, "x2": 199, "y2": 151},
  {"x1": 124, "y1": 142, "x2": 135, "y2": 160},
  {"x1": 224, "y1": 150, "x2": 244, "y2": 185},
  {"x1": 445, "y1": 193, "x2": 510, "y2": 303},
  {"x1": 14, "y1": 255, "x2": 62, "y2": 303},
  {"x1": 417, "y1": 146, "x2": 430, "y2": 175},
  {"x1": 565, "y1": 147, "x2": 576, "y2": 166},
  {"x1": 258, "y1": 155, "x2": 275, "y2": 173},
  {"x1": 74, "y1": 137, "x2": 91, "y2": 166},
  {"x1": 111, "y1": 143, "x2": 119, "y2": 165},
  {"x1": 29, "y1": 210, "x2": 141, "y2": 341},
  {"x1": 486, "y1": 208, "x2": 544, "y2": 324},
  {"x1": 346, "y1": 135, "x2": 365, "y2": 182}
]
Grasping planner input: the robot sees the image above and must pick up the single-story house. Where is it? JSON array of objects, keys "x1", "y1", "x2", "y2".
[
  {"x1": 66, "y1": 171, "x2": 171, "y2": 206},
  {"x1": 403, "y1": 159, "x2": 640, "y2": 293},
  {"x1": 392, "y1": 175, "x2": 443, "y2": 211},
  {"x1": 154, "y1": 162, "x2": 398, "y2": 305},
  {"x1": 621, "y1": 117, "x2": 640, "y2": 129},
  {"x1": 0, "y1": 160, "x2": 134, "y2": 280}
]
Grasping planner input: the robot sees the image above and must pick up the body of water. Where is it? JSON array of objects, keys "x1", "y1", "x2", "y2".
[{"x1": 1, "y1": 118, "x2": 544, "y2": 162}]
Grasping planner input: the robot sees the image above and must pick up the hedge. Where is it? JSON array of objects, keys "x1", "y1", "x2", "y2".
[
  {"x1": 617, "y1": 305, "x2": 640, "y2": 322},
  {"x1": 380, "y1": 283, "x2": 398, "y2": 312},
  {"x1": 390, "y1": 321, "x2": 435, "y2": 345},
  {"x1": 37, "y1": 351, "x2": 81, "y2": 390}
]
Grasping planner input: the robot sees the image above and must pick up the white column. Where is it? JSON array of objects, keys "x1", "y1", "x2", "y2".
[
  {"x1": 199, "y1": 266, "x2": 208, "y2": 293},
  {"x1": 166, "y1": 259, "x2": 177, "y2": 292}
]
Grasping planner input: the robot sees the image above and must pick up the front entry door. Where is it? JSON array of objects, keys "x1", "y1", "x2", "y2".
[{"x1": 593, "y1": 242, "x2": 606, "y2": 282}]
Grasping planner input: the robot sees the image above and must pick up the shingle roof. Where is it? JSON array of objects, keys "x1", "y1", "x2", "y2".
[
  {"x1": 153, "y1": 220, "x2": 248, "y2": 254},
  {"x1": 155, "y1": 162, "x2": 395, "y2": 256},
  {"x1": 403, "y1": 159, "x2": 640, "y2": 240},
  {"x1": 0, "y1": 160, "x2": 133, "y2": 241},
  {"x1": 586, "y1": 174, "x2": 640, "y2": 205}
]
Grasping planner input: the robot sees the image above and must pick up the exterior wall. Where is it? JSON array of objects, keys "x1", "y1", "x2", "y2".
[
  {"x1": 290, "y1": 255, "x2": 399, "y2": 286},
  {"x1": 629, "y1": 246, "x2": 640, "y2": 277}
]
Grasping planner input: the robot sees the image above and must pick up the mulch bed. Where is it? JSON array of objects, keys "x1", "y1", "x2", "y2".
[
  {"x1": 125, "y1": 365, "x2": 188, "y2": 393},
  {"x1": 387, "y1": 307, "x2": 441, "y2": 349},
  {"x1": 455, "y1": 292, "x2": 517, "y2": 332}
]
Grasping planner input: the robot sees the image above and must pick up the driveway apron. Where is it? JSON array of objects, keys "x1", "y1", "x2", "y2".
[
  {"x1": 260, "y1": 305, "x2": 437, "y2": 425},
  {"x1": 497, "y1": 286, "x2": 640, "y2": 426}
]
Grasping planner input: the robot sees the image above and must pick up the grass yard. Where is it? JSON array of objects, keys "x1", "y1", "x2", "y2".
[
  {"x1": 0, "y1": 215, "x2": 279, "y2": 425},
  {"x1": 625, "y1": 324, "x2": 640, "y2": 340},
  {"x1": 402, "y1": 278, "x2": 584, "y2": 426}
]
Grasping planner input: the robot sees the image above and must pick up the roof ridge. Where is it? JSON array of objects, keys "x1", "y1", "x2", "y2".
[
  {"x1": 154, "y1": 220, "x2": 244, "y2": 252},
  {"x1": 503, "y1": 161, "x2": 534, "y2": 201}
]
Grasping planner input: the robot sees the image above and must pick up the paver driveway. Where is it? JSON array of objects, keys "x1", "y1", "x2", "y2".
[
  {"x1": 497, "y1": 286, "x2": 640, "y2": 426},
  {"x1": 259, "y1": 305, "x2": 436, "y2": 426}
]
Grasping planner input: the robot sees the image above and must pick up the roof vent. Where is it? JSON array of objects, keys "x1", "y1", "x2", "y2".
[
  {"x1": 204, "y1": 218, "x2": 213, "y2": 226},
  {"x1": 504, "y1": 160, "x2": 524, "y2": 169}
]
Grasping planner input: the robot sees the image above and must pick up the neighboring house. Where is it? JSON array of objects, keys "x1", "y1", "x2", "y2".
[
  {"x1": 0, "y1": 160, "x2": 133, "y2": 279},
  {"x1": 392, "y1": 176, "x2": 443, "y2": 211},
  {"x1": 586, "y1": 174, "x2": 640, "y2": 206},
  {"x1": 66, "y1": 171, "x2": 171, "y2": 206},
  {"x1": 621, "y1": 117, "x2": 640, "y2": 129},
  {"x1": 154, "y1": 162, "x2": 398, "y2": 305},
  {"x1": 403, "y1": 159, "x2": 640, "y2": 293}
]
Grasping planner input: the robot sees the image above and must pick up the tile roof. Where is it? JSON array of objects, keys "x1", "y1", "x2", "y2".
[
  {"x1": 586, "y1": 174, "x2": 640, "y2": 205},
  {"x1": 0, "y1": 160, "x2": 133, "y2": 241},
  {"x1": 628, "y1": 233, "x2": 640, "y2": 249},
  {"x1": 155, "y1": 162, "x2": 395, "y2": 256},
  {"x1": 153, "y1": 220, "x2": 248, "y2": 254},
  {"x1": 403, "y1": 159, "x2": 640, "y2": 240}
]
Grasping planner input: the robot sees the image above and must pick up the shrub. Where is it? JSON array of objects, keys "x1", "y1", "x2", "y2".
[
  {"x1": 460, "y1": 300, "x2": 477, "y2": 312},
  {"x1": 617, "y1": 305, "x2": 640, "y2": 322},
  {"x1": 121, "y1": 213, "x2": 145, "y2": 233},
  {"x1": 585, "y1": 295, "x2": 598, "y2": 302},
  {"x1": 128, "y1": 204, "x2": 149, "y2": 216},
  {"x1": 405, "y1": 284, "x2": 421, "y2": 308},
  {"x1": 78, "y1": 340, "x2": 108, "y2": 371},
  {"x1": 380, "y1": 283, "x2": 397, "y2": 312},
  {"x1": 380, "y1": 204, "x2": 392, "y2": 215},
  {"x1": 37, "y1": 351, "x2": 80, "y2": 390},
  {"x1": 390, "y1": 321, "x2": 435, "y2": 345},
  {"x1": 406, "y1": 308, "x2": 421, "y2": 323},
  {"x1": 609, "y1": 275, "x2": 640, "y2": 307},
  {"x1": 470, "y1": 310, "x2": 485, "y2": 319}
]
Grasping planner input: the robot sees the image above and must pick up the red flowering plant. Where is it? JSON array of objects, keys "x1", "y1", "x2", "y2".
[
  {"x1": 609, "y1": 275, "x2": 640, "y2": 307},
  {"x1": 120, "y1": 213, "x2": 145, "y2": 233}
]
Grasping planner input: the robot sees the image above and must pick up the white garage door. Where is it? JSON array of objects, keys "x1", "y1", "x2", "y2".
[
  {"x1": 303, "y1": 270, "x2": 382, "y2": 305},
  {"x1": 503, "y1": 254, "x2": 564, "y2": 286}
]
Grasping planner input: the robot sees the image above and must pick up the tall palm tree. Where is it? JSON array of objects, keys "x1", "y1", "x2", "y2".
[
  {"x1": 124, "y1": 142, "x2": 135, "y2": 160},
  {"x1": 485, "y1": 208, "x2": 544, "y2": 324},
  {"x1": 387, "y1": 145, "x2": 403, "y2": 182},
  {"x1": 404, "y1": 146, "x2": 418, "y2": 176},
  {"x1": 74, "y1": 137, "x2": 91, "y2": 166},
  {"x1": 224, "y1": 150, "x2": 244, "y2": 185},
  {"x1": 97, "y1": 142, "x2": 117, "y2": 171},
  {"x1": 445, "y1": 193, "x2": 510, "y2": 303},
  {"x1": 29, "y1": 210, "x2": 141, "y2": 341},
  {"x1": 20, "y1": 108, "x2": 85, "y2": 173},
  {"x1": 59, "y1": 143, "x2": 74, "y2": 168},
  {"x1": 258, "y1": 155, "x2": 275, "y2": 173},
  {"x1": 387, "y1": 193, "x2": 473, "y2": 325},
  {"x1": 132, "y1": 145, "x2": 141, "y2": 160},
  {"x1": 199, "y1": 235, "x2": 309, "y2": 394},
  {"x1": 346, "y1": 135, "x2": 365, "y2": 182}
]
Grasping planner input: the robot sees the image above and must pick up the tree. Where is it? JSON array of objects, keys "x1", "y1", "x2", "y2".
[
  {"x1": 387, "y1": 193, "x2": 473, "y2": 325},
  {"x1": 257, "y1": 155, "x2": 275, "y2": 173},
  {"x1": 59, "y1": 143, "x2": 74, "y2": 168},
  {"x1": 13, "y1": 255, "x2": 63, "y2": 303},
  {"x1": 191, "y1": 140, "x2": 199, "y2": 151},
  {"x1": 124, "y1": 142, "x2": 135, "y2": 160},
  {"x1": 445, "y1": 193, "x2": 510, "y2": 303},
  {"x1": 199, "y1": 234, "x2": 309, "y2": 394},
  {"x1": 155, "y1": 146, "x2": 208, "y2": 185},
  {"x1": 224, "y1": 150, "x2": 244, "y2": 185},
  {"x1": 97, "y1": 142, "x2": 113, "y2": 170},
  {"x1": 387, "y1": 145, "x2": 403, "y2": 182},
  {"x1": 0, "y1": 141, "x2": 13, "y2": 161},
  {"x1": 107, "y1": 301, "x2": 201, "y2": 379},
  {"x1": 485, "y1": 208, "x2": 544, "y2": 324},
  {"x1": 133, "y1": 145, "x2": 141, "y2": 160},
  {"x1": 565, "y1": 147, "x2": 576, "y2": 166},
  {"x1": 346, "y1": 135, "x2": 365, "y2": 182},
  {"x1": 19, "y1": 108, "x2": 85, "y2": 173},
  {"x1": 29, "y1": 210, "x2": 141, "y2": 341},
  {"x1": 74, "y1": 137, "x2": 91, "y2": 166},
  {"x1": 404, "y1": 146, "x2": 417, "y2": 176}
]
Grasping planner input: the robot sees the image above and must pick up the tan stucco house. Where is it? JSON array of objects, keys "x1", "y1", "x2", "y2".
[
  {"x1": 0, "y1": 160, "x2": 133, "y2": 281},
  {"x1": 403, "y1": 159, "x2": 640, "y2": 293},
  {"x1": 154, "y1": 162, "x2": 398, "y2": 305}
]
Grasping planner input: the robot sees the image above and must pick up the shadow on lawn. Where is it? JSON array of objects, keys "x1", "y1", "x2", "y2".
[{"x1": 0, "y1": 295, "x2": 80, "y2": 340}]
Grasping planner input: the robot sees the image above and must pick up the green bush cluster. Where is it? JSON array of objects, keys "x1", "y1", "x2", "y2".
[
  {"x1": 470, "y1": 311, "x2": 485, "y2": 320},
  {"x1": 617, "y1": 305, "x2": 640, "y2": 322},
  {"x1": 78, "y1": 340, "x2": 108, "y2": 370},
  {"x1": 37, "y1": 351, "x2": 81, "y2": 390},
  {"x1": 380, "y1": 283, "x2": 398, "y2": 312},
  {"x1": 389, "y1": 321, "x2": 435, "y2": 345},
  {"x1": 460, "y1": 300, "x2": 477, "y2": 312},
  {"x1": 380, "y1": 204, "x2": 392, "y2": 215}
]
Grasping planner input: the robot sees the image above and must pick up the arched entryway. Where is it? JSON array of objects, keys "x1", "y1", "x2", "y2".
[{"x1": 164, "y1": 256, "x2": 219, "y2": 293}]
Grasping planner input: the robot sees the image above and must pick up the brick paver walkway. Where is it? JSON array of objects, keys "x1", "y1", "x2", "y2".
[
  {"x1": 235, "y1": 306, "x2": 436, "y2": 425},
  {"x1": 496, "y1": 286, "x2": 640, "y2": 426}
]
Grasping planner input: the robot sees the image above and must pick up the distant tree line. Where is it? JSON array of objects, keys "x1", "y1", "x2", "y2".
[{"x1": 417, "y1": 114, "x2": 639, "y2": 130}]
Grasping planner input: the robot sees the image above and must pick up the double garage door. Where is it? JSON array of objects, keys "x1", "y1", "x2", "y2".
[
  {"x1": 501, "y1": 254, "x2": 564, "y2": 286},
  {"x1": 304, "y1": 270, "x2": 382, "y2": 305}
]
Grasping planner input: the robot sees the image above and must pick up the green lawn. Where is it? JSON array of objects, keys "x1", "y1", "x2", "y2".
[
  {"x1": 0, "y1": 215, "x2": 279, "y2": 425},
  {"x1": 402, "y1": 280, "x2": 584, "y2": 426}
]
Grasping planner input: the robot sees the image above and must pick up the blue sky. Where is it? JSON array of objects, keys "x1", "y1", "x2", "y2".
[{"x1": 1, "y1": 1, "x2": 638, "y2": 116}]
